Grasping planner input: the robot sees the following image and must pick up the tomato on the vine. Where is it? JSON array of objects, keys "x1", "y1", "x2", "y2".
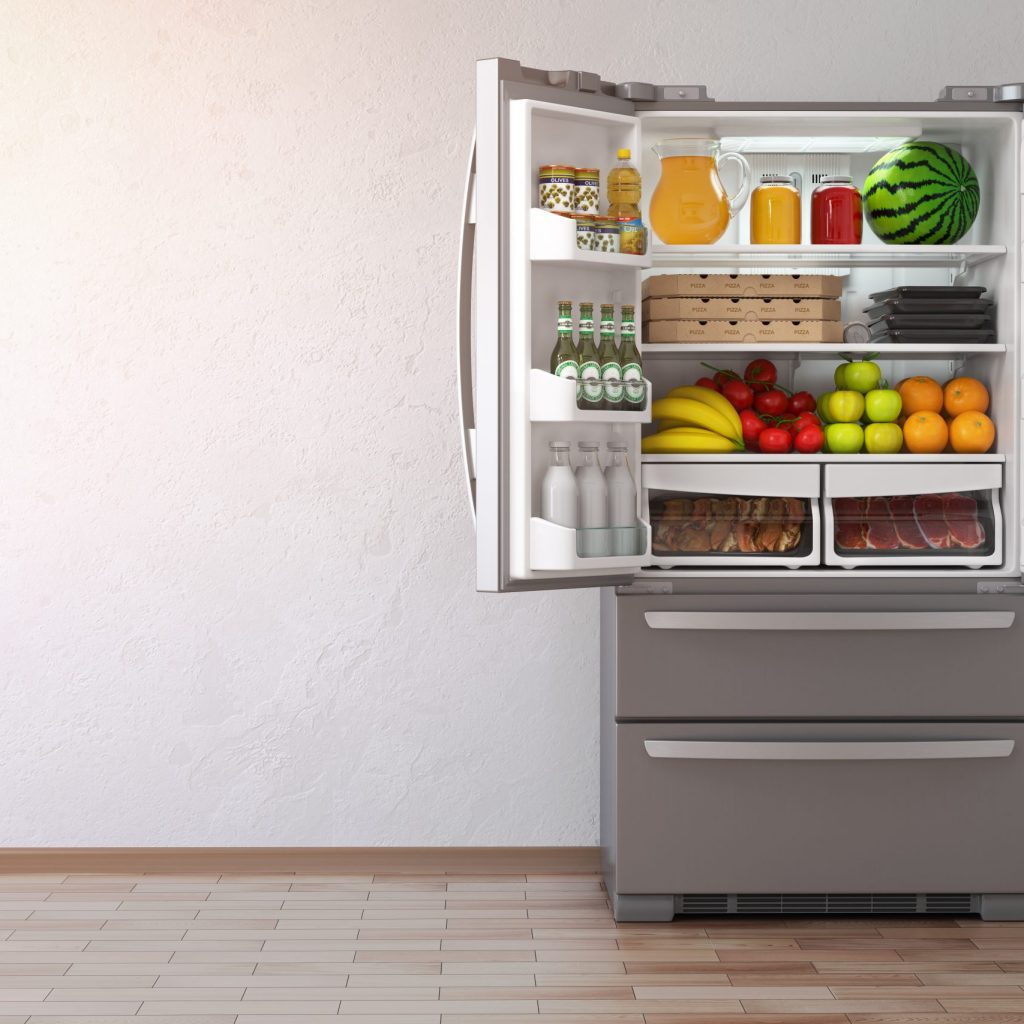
[
  {"x1": 758, "y1": 427, "x2": 793, "y2": 454},
  {"x1": 787, "y1": 390, "x2": 816, "y2": 415},
  {"x1": 790, "y1": 411, "x2": 821, "y2": 436},
  {"x1": 754, "y1": 388, "x2": 788, "y2": 416},
  {"x1": 739, "y1": 409, "x2": 766, "y2": 448},
  {"x1": 713, "y1": 369, "x2": 738, "y2": 391},
  {"x1": 744, "y1": 358, "x2": 778, "y2": 393},
  {"x1": 794, "y1": 424, "x2": 825, "y2": 453},
  {"x1": 721, "y1": 379, "x2": 754, "y2": 411},
  {"x1": 695, "y1": 376, "x2": 720, "y2": 391}
]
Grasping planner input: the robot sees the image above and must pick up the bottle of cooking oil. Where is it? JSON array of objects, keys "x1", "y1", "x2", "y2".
[{"x1": 607, "y1": 148, "x2": 646, "y2": 254}]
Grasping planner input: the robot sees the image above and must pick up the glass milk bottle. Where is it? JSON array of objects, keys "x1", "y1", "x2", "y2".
[
  {"x1": 540, "y1": 442, "x2": 578, "y2": 529},
  {"x1": 576, "y1": 441, "x2": 610, "y2": 556},
  {"x1": 605, "y1": 442, "x2": 637, "y2": 554}
]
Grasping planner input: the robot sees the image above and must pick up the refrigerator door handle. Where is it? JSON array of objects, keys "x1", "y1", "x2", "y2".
[
  {"x1": 457, "y1": 136, "x2": 477, "y2": 523},
  {"x1": 644, "y1": 610, "x2": 1014, "y2": 631},
  {"x1": 644, "y1": 739, "x2": 1015, "y2": 761}
]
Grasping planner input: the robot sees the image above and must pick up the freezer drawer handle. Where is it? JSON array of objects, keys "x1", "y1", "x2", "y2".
[
  {"x1": 644, "y1": 611, "x2": 1014, "y2": 631},
  {"x1": 644, "y1": 739, "x2": 1015, "y2": 761}
]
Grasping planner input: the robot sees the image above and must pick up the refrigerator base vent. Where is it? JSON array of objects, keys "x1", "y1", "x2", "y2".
[{"x1": 674, "y1": 893, "x2": 977, "y2": 915}]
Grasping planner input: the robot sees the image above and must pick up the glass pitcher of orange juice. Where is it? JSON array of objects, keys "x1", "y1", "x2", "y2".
[{"x1": 649, "y1": 138, "x2": 751, "y2": 244}]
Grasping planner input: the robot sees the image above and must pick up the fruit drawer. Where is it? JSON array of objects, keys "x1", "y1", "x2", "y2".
[
  {"x1": 823, "y1": 463, "x2": 1003, "y2": 568},
  {"x1": 643, "y1": 462, "x2": 820, "y2": 568}
]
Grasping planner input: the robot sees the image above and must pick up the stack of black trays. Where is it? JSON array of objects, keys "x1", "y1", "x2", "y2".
[{"x1": 864, "y1": 286, "x2": 995, "y2": 344}]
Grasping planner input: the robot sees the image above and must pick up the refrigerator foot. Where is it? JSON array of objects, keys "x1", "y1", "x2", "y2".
[
  {"x1": 981, "y1": 894, "x2": 1024, "y2": 921},
  {"x1": 613, "y1": 892, "x2": 674, "y2": 922}
]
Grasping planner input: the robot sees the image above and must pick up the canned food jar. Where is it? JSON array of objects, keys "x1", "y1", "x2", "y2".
[
  {"x1": 539, "y1": 165, "x2": 576, "y2": 213},
  {"x1": 574, "y1": 215, "x2": 596, "y2": 250},
  {"x1": 573, "y1": 167, "x2": 600, "y2": 214},
  {"x1": 811, "y1": 176, "x2": 863, "y2": 244},
  {"x1": 616, "y1": 217, "x2": 647, "y2": 255},
  {"x1": 592, "y1": 217, "x2": 620, "y2": 253},
  {"x1": 750, "y1": 174, "x2": 801, "y2": 244}
]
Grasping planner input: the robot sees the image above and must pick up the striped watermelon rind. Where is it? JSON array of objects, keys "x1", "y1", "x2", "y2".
[{"x1": 863, "y1": 141, "x2": 980, "y2": 245}]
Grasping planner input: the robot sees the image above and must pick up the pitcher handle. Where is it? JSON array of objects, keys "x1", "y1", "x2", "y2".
[{"x1": 717, "y1": 151, "x2": 751, "y2": 220}]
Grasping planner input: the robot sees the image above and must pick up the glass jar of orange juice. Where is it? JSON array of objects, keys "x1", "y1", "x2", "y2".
[{"x1": 750, "y1": 174, "x2": 801, "y2": 244}]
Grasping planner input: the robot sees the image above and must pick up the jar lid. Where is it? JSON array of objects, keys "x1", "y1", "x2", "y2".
[
  {"x1": 574, "y1": 167, "x2": 600, "y2": 176},
  {"x1": 578, "y1": 441, "x2": 601, "y2": 450},
  {"x1": 759, "y1": 173, "x2": 794, "y2": 184},
  {"x1": 540, "y1": 164, "x2": 575, "y2": 174},
  {"x1": 820, "y1": 175, "x2": 854, "y2": 184}
]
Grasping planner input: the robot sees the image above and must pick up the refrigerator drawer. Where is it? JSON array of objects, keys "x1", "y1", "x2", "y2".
[
  {"x1": 643, "y1": 462, "x2": 820, "y2": 569},
  {"x1": 613, "y1": 720, "x2": 1024, "y2": 894},
  {"x1": 612, "y1": 591, "x2": 1023, "y2": 718},
  {"x1": 823, "y1": 463, "x2": 1003, "y2": 569}
]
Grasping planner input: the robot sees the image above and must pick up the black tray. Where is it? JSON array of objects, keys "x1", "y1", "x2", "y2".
[
  {"x1": 864, "y1": 297, "x2": 994, "y2": 318},
  {"x1": 869, "y1": 313, "x2": 994, "y2": 332},
  {"x1": 872, "y1": 327, "x2": 997, "y2": 345},
  {"x1": 868, "y1": 285, "x2": 987, "y2": 302}
]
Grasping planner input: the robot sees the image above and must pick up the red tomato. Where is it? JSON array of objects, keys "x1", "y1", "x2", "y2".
[
  {"x1": 754, "y1": 388, "x2": 788, "y2": 416},
  {"x1": 713, "y1": 369, "x2": 739, "y2": 390},
  {"x1": 721, "y1": 378, "x2": 754, "y2": 411},
  {"x1": 791, "y1": 411, "x2": 821, "y2": 436},
  {"x1": 758, "y1": 427, "x2": 793, "y2": 454},
  {"x1": 694, "y1": 376, "x2": 720, "y2": 391},
  {"x1": 794, "y1": 424, "x2": 825, "y2": 453},
  {"x1": 744, "y1": 358, "x2": 778, "y2": 393},
  {"x1": 787, "y1": 390, "x2": 816, "y2": 414},
  {"x1": 739, "y1": 409, "x2": 766, "y2": 447}
]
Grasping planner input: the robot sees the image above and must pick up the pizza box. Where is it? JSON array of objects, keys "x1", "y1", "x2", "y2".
[
  {"x1": 643, "y1": 319, "x2": 845, "y2": 344},
  {"x1": 643, "y1": 296, "x2": 841, "y2": 322},
  {"x1": 643, "y1": 273, "x2": 844, "y2": 299}
]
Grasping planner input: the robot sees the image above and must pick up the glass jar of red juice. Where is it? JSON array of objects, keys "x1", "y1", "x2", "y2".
[{"x1": 811, "y1": 176, "x2": 863, "y2": 244}]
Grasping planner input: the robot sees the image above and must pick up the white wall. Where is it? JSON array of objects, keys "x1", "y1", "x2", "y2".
[{"x1": 2, "y1": 0, "x2": 1023, "y2": 845}]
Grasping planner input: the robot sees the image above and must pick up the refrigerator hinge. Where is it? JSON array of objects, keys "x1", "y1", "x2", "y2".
[
  {"x1": 547, "y1": 69, "x2": 603, "y2": 93},
  {"x1": 977, "y1": 581, "x2": 1024, "y2": 595},
  {"x1": 938, "y1": 83, "x2": 1024, "y2": 103},
  {"x1": 616, "y1": 580, "x2": 673, "y2": 595},
  {"x1": 616, "y1": 82, "x2": 712, "y2": 102}
]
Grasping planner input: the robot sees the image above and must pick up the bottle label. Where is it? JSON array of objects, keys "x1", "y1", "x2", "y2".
[
  {"x1": 578, "y1": 360, "x2": 602, "y2": 403},
  {"x1": 622, "y1": 362, "x2": 645, "y2": 405},
  {"x1": 621, "y1": 321, "x2": 636, "y2": 338},
  {"x1": 579, "y1": 317, "x2": 594, "y2": 333},
  {"x1": 601, "y1": 362, "x2": 624, "y2": 402},
  {"x1": 554, "y1": 358, "x2": 578, "y2": 380},
  {"x1": 557, "y1": 315, "x2": 572, "y2": 331}
]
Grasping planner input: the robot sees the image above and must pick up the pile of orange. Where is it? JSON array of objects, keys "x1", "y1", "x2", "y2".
[{"x1": 896, "y1": 375, "x2": 995, "y2": 454}]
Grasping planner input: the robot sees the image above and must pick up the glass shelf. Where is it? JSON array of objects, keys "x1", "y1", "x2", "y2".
[
  {"x1": 640, "y1": 343, "x2": 1006, "y2": 359},
  {"x1": 647, "y1": 243, "x2": 1006, "y2": 271}
]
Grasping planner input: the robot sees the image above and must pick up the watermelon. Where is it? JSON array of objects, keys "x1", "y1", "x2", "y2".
[{"x1": 863, "y1": 141, "x2": 980, "y2": 245}]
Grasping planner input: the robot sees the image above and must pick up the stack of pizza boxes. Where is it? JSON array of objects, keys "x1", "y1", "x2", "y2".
[{"x1": 642, "y1": 273, "x2": 844, "y2": 344}]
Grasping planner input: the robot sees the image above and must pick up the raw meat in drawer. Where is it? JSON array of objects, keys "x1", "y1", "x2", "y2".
[
  {"x1": 944, "y1": 493, "x2": 985, "y2": 549},
  {"x1": 865, "y1": 497, "x2": 900, "y2": 550},
  {"x1": 915, "y1": 493, "x2": 952, "y2": 549},
  {"x1": 888, "y1": 495, "x2": 929, "y2": 549}
]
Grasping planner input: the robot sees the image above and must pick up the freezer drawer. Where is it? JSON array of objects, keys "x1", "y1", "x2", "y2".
[
  {"x1": 612, "y1": 721, "x2": 1024, "y2": 894},
  {"x1": 612, "y1": 590, "x2": 1024, "y2": 718}
]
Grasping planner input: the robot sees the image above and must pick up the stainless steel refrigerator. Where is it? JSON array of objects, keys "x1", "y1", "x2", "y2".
[{"x1": 460, "y1": 58, "x2": 1024, "y2": 921}]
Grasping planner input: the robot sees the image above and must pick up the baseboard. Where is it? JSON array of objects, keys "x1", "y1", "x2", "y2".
[{"x1": 0, "y1": 846, "x2": 601, "y2": 874}]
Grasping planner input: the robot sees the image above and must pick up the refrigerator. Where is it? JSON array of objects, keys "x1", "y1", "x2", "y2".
[{"x1": 460, "y1": 58, "x2": 1024, "y2": 921}]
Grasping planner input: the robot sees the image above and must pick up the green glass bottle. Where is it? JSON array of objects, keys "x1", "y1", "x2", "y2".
[
  {"x1": 619, "y1": 304, "x2": 645, "y2": 409},
  {"x1": 576, "y1": 302, "x2": 602, "y2": 409},
  {"x1": 598, "y1": 303, "x2": 623, "y2": 411},
  {"x1": 550, "y1": 300, "x2": 579, "y2": 381}
]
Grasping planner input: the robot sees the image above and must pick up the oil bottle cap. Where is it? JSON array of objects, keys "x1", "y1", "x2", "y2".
[{"x1": 617, "y1": 148, "x2": 631, "y2": 159}]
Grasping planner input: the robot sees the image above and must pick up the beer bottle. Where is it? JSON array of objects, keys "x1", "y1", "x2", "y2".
[
  {"x1": 619, "y1": 304, "x2": 645, "y2": 410},
  {"x1": 598, "y1": 303, "x2": 623, "y2": 410},
  {"x1": 576, "y1": 302, "x2": 602, "y2": 409},
  {"x1": 550, "y1": 301, "x2": 579, "y2": 382}
]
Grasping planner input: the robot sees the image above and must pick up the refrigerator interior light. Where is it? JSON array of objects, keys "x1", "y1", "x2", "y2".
[{"x1": 721, "y1": 136, "x2": 914, "y2": 154}]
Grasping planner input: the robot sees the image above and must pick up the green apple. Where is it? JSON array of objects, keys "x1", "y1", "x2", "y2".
[
  {"x1": 864, "y1": 422, "x2": 903, "y2": 454},
  {"x1": 843, "y1": 359, "x2": 882, "y2": 394},
  {"x1": 817, "y1": 391, "x2": 834, "y2": 423},
  {"x1": 864, "y1": 388, "x2": 902, "y2": 423},
  {"x1": 826, "y1": 422, "x2": 865, "y2": 454},
  {"x1": 833, "y1": 364, "x2": 848, "y2": 389},
  {"x1": 826, "y1": 389, "x2": 866, "y2": 423}
]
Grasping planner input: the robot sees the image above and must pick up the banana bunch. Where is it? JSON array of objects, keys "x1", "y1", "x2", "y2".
[{"x1": 641, "y1": 386, "x2": 744, "y2": 454}]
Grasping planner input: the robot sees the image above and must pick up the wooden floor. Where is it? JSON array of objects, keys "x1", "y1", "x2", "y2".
[{"x1": 1, "y1": 873, "x2": 1024, "y2": 1023}]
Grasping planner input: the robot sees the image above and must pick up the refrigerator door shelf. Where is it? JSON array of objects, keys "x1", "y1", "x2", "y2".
[
  {"x1": 531, "y1": 209, "x2": 653, "y2": 268},
  {"x1": 530, "y1": 517, "x2": 651, "y2": 571},
  {"x1": 530, "y1": 369, "x2": 652, "y2": 423}
]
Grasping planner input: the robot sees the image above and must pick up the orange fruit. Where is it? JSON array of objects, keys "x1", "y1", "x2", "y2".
[
  {"x1": 903, "y1": 410, "x2": 949, "y2": 453},
  {"x1": 898, "y1": 375, "x2": 944, "y2": 415},
  {"x1": 949, "y1": 410, "x2": 996, "y2": 453},
  {"x1": 944, "y1": 376, "x2": 990, "y2": 416}
]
